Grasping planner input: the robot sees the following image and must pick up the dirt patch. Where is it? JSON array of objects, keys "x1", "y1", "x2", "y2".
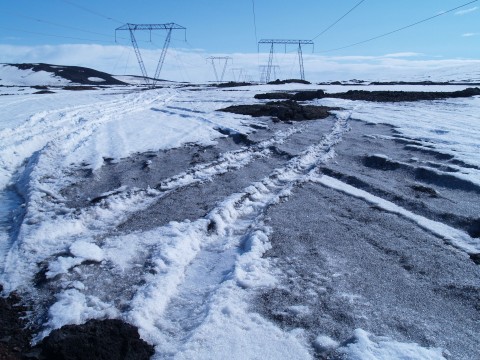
[
  {"x1": 255, "y1": 87, "x2": 480, "y2": 102},
  {"x1": 218, "y1": 100, "x2": 339, "y2": 121}
]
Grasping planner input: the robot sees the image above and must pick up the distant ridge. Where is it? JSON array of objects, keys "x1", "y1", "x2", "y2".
[{"x1": 4, "y1": 63, "x2": 127, "y2": 86}]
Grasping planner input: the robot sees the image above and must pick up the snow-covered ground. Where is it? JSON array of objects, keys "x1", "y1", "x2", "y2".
[
  {"x1": 0, "y1": 64, "x2": 71, "y2": 86},
  {"x1": 0, "y1": 78, "x2": 479, "y2": 359}
]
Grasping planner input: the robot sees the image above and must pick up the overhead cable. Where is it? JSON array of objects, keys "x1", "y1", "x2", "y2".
[
  {"x1": 319, "y1": 0, "x2": 479, "y2": 53},
  {"x1": 58, "y1": 0, "x2": 124, "y2": 24},
  {"x1": 252, "y1": 0, "x2": 258, "y2": 44},
  {"x1": 0, "y1": 26, "x2": 115, "y2": 43},
  {"x1": 4, "y1": 10, "x2": 114, "y2": 39},
  {"x1": 311, "y1": 0, "x2": 366, "y2": 41}
]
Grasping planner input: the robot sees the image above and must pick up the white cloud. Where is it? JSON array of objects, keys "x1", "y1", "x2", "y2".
[
  {"x1": 383, "y1": 52, "x2": 423, "y2": 58},
  {"x1": 455, "y1": 6, "x2": 478, "y2": 15},
  {"x1": 461, "y1": 32, "x2": 478, "y2": 37},
  {"x1": 1, "y1": 43, "x2": 480, "y2": 83}
]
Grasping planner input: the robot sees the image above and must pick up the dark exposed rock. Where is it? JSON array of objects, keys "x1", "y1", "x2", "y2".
[
  {"x1": 363, "y1": 155, "x2": 401, "y2": 171},
  {"x1": 267, "y1": 79, "x2": 311, "y2": 85},
  {"x1": 34, "y1": 90, "x2": 56, "y2": 94},
  {"x1": 63, "y1": 86, "x2": 98, "y2": 91},
  {"x1": 256, "y1": 87, "x2": 480, "y2": 103},
  {"x1": 292, "y1": 90, "x2": 326, "y2": 101},
  {"x1": 218, "y1": 100, "x2": 339, "y2": 121},
  {"x1": 38, "y1": 319, "x2": 154, "y2": 360},
  {"x1": 0, "y1": 285, "x2": 33, "y2": 360},
  {"x1": 0, "y1": 287, "x2": 154, "y2": 360},
  {"x1": 212, "y1": 81, "x2": 253, "y2": 88},
  {"x1": 254, "y1": 92, "x2": 292, "y2": 100}
]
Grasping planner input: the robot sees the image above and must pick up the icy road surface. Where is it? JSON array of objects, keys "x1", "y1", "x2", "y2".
[{"x1": 0, "y1": 84, "x2": 479, "y2": 359}]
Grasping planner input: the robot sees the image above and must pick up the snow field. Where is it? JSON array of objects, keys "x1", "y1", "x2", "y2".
[{"x1": 0, "y1": 82, "x2": 479, "y2": 358}]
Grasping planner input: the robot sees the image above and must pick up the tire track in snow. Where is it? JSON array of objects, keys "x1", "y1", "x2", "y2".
[
  {"x1": 0, "y1": 100, "x2": 307, "y2": 307},
  {"x1": 125, "y1": 112, "x2": 351, "y2": 355},
  {"x1": 0, "y1": 89, "x2": 177, "y2": 287},
  {"x1": 0, "y1": 90, "x2": 176, "y2": 189}
]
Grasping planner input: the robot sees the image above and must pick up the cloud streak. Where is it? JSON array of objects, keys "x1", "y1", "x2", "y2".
[
  {"x1": 455, "y1": 6, "x2": 478, "y2": 15},
  {"x1": 1, "y1": 43, "x2": 480, "y2": 83}
]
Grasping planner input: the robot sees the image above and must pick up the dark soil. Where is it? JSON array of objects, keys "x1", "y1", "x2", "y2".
[
  {"x1": 8, "y1": 63, "x2": 126, "y2": 86},
  {"x1": 218, "y1": 100, "x2": 339, "y2": 121},
  {"x1": 38, "y1": 319, "x2": 154, "y2": 360},
  {"x1": 0, "y1": 285, "x2": 153, "y2": 360},
  {"x1": 0, "y1": 286, "x2": 33, "y2": 360},
  {"x1": 255, "y1": 87, "x2": 480, "y2": 102}
]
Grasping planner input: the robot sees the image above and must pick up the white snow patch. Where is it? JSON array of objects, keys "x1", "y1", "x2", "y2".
[
  {"x1": 70, "y1": 240, "x2": 104, "y2": 262},
  {"x1": 170, "y1": 283, "x2": 312, "y2": 360},
  {"x1": 313, "y1": 335, "x2": 339, "y2": 352},
  {"x1": 0, "y1": 64, "x2": 70, "y2": 86},
  {"x1": 38, "y1": 288, "x2": 118, "y2": 341},
  {"x1": 46, "y1": 256, "x2": 84, "y2": 279},
  {"x1": 87, "y1": 77, "x2": 106, "y2": 82},
  {"x1": 337, "y1": 329, "x2": 446, "y2": 360}
]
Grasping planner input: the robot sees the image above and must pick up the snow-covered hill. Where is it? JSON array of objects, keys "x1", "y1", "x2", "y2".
[{"x1": 0, "y1": 63, "x2": 127, "y2": 86}]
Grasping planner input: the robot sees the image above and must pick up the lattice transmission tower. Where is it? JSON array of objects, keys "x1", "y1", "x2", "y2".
[
  {"x1": 115, "y1": 23, "x2": 186, "y2": 88},
  {"x1": 206, "y1": 56, "x2": 232, "y2": 82},
  {"x1": 258, "y1": 39, "x2": 314, "y2": 83},
  {"x1": 231, "y1": 68, "x2": 244, "y2": 82},
  {"x1": 259, "y1": 65, "x2": 280, "y2": 83}
]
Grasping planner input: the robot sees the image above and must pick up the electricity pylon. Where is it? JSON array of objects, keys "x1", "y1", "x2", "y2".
[
  {"x1": 259, "y1": 65, "x2": 280, "y2": 83},
  {"x1": 258, "y1": 39, "x2": 314, "y2": 83},
  {"x1": 206, "y1": 56, "x2": 232, "y2": 82},
  {"x1": 231, "y1": 68, "x2": 244, "y2": 82},
  {"x1": 115, "y1": 23, "x2": 186, "y2": 88}
]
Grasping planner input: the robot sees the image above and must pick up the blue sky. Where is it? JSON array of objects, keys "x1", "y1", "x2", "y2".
[
  {"x1": 0, "y1": 0, "x2": 479, "y2": 82},
  {"x1": 1, "y1": 0, "x2": 479, "y2": 57}
]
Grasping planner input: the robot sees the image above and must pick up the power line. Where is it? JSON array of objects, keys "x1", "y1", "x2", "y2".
[
  {"x1": 58, "y1": 0, "x2": 124, "y2": 24},
  {"x1": 312, "y1": 0, "x2": 366, "y2": 41},
  {"x1": 252, "y1": 0, "x2": 258, "y2": 45},
  {"x1": 0, "y1": 25, "x2": 115, "y2": 43},
  {"x1": 319, "y1": 0, "x2": 479, "y2": 53},
  {"x1": 3, "y1": 10, "x2": 115, "y2": 39}
]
